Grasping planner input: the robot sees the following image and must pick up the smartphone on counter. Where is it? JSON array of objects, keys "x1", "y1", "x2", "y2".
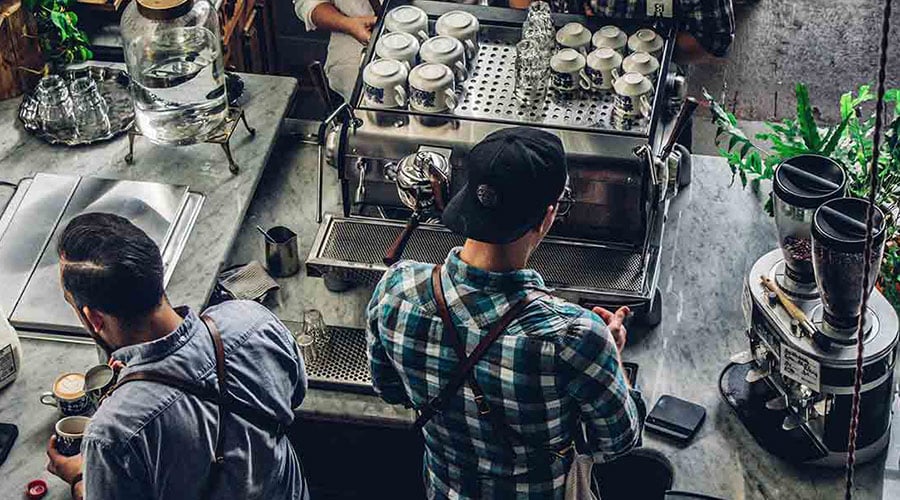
[{"x1": 0, "y1": 423, "x2": 18, "y2": 467}]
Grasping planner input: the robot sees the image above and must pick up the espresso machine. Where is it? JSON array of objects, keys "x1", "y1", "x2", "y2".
[
  {"x1": 722, "y1": 156, "x2": 899, "y2": 465},
  {"x1": 306, "y1": 0, "x2": 693, "y2": 327}
]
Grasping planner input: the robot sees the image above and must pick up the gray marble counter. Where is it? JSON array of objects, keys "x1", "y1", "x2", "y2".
[
  {"x1": 0, "y1": 72, "x2": 297, "y2": 498},
  {"x1": 226, "y1": 144, "x2": 898, "y2": 499}
]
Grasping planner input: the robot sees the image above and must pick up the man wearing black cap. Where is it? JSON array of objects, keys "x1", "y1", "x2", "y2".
[{"x1": 367, "y1": 127, "x2": 650, "y2": 499}]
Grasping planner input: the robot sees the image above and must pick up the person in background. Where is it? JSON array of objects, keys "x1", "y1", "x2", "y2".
[
  {"x1": 367, "y1": 127, "x2": 669, "y2": 499},
  {"x1": 294, "y1": 0, "x2": 376, "y2": 101},
  {"x1": 45, "y1": 213, "x2": 308, "y2": 500},
  {"x1": 510, "y1": 0, "x2": 735, "y2": 61}
]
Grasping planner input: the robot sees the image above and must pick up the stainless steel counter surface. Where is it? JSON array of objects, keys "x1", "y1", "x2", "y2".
[
  {"x1": 225, "y1": 143, "x2": 898, "y2": 499},
  {"x1": 0, "y1": 72, "x2": 297, "y2": 498}
]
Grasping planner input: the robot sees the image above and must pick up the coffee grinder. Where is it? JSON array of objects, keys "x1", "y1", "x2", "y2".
[{"x1": 721, "y1": 156, "x2": 899, "y2": 466}]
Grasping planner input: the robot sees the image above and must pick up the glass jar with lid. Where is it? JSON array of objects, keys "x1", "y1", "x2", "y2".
[{"x1": 120, "y1": 0, "x2": 227, "y2": 145}]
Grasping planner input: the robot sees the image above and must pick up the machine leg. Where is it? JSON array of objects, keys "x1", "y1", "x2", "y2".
[
  {"x1": 642, "y1": 288, "x2": 663, "y2": 327},
  {"x1": 239, "y1": 110, "x2": 257, "y2": 136},
  {"x1": 221, "y1": 142, "x2": 240, "y2": 175},
  {"x1": 125, "y1": 131, "x2": 136, "y2": 164},
  {"x1": 675, "y1": 144, "x2": 692, "y2": 188}
]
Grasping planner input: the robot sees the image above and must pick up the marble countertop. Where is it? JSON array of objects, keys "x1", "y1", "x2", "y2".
[{"x1": 0, "y1": 72, "x2": 297, "y2": 498}]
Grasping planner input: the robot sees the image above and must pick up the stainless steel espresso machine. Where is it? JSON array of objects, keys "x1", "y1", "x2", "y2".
[
  {"x1": 306, "y1": 0, "x2": 694, "y2": 327},
  {"x1": 723, "y1": 155, "x2": 899, "y2": 466}
]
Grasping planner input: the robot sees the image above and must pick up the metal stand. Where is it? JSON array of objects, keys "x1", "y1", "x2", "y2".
[{"x1": 125, "y1": 107, "x2": 256, "y2": 174}]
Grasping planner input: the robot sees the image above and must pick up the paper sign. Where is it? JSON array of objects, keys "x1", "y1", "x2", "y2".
[
  {"x1": 781, "y1": 344, "x2": 821, "y2": 392},
  {"x1": 647, "y1": 0, "x2": 674, "y2": 18}
]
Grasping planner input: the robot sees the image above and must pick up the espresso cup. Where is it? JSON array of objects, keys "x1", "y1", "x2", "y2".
[
  {"x1": 622, "y1": 51, "x2": 660, "y2": 84},
  {"x1": 408, "y1": 63, "x2": 458, "y2": 113},
  {"x1": 55, "y1": 416, "x2": 90, "y2": 457},
  {"x1": 375, "y1": 31, "x2": 420, "y2": 69},
  {"x1": 585, "y1": 47, "x2": 622, "y2": 90},
  {"x1": 84, "y1": 364, "x2": 115, "y2": 407},
  {"x1": 592, "y1": 25, "x2": 627, "y2": 53},
  {"x1": 435, "y1": 10, "x2": 480, "y2": 63},
  {"x1": 384, "y1": 5, "x2": 429, "y2": 43},
  {"x1": 40, "y1": 372, "x2": 91, "y2": 416},
  {"x1": 612, "y1": 72, "x2": 653, "y2": 118},
  {"x1": 627, "y1": 28, "x2": 664, "y2": 59},
  {"x1": 555, "y1": 22, "x2": 592, "y2": 54},
  {"x1": 550, "y1": 48, "x2": 590, "y2": 92},
  {"x1": 420, "y1": 36, "x2": 468, "y2": 84},
  {"x1": 363, "y1": 59, "x2": 409, "y2": 108}
]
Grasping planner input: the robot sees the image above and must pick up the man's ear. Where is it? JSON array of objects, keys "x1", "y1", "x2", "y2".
[
  {"x1": 82, "y1": 306, "x2": 105, "y2": 334},
  {"x1": 537, "y1": 204, "x2": 557, "y2": 234}
]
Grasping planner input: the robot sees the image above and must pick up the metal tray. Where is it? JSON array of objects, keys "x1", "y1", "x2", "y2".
[{"x1": 18, "y1": 66, "x2": 134, "y2": 146}]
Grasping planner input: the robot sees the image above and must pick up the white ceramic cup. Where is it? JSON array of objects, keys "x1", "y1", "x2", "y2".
[
  {"x1": 555, "y1": 22, "x2": 592, "y2": 53},
  {"x1": 550, "y1": 48, "x2": 590, "y2": 92},
  {"x1": 55, "y1": 415, "x2": 90, "y2": 457},
  {"x1": 375, "y1": 31, "x2": 420, "y2": 69},
  {"x1": 622, "y1": 51, "x2": 660, "y2": 84},
  {"x1": 435, "y1": 10, "x2": 480, "y2": 63},
  {"x1": 592, "y1": 25, "x2": 628, "y2": 53},
  {"x1": 627, "y1": 28, "x2": 663, "y2": 59},
  {"x1": 408, "y1": 63, "x2": 458, "y2": 112},
  {"x1": 420, "y1": 36, "x2": 469, "y2": 83},
  {"x1": 384, "y1": 5, "x2": 429, "y2": 43},
  {"x1": 585, "y1": 47, "x2": 622, "y2": 91},
  {"x1": 363, "y1": 59, "x2": 409, "y2": 108},
  {"x1": 612, "y1": 72, "x2": 653, "y2": 118}
]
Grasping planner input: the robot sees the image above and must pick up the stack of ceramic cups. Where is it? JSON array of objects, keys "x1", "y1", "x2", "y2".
[{"x1": 365, "y1": 6, "x2": 480, "y2": 113}]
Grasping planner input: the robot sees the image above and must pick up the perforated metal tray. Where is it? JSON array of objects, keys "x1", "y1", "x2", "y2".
[{"x1": 303, "y1": 325, "x2": 375, "y2": 394}]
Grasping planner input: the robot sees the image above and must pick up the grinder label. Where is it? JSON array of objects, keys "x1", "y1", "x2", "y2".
[
  {"x1": 781, "y1": 344, "x2": 820, "y2": 392},
  {"x1": 647, "y1": 0, "x2": 674, "y2": 18}
]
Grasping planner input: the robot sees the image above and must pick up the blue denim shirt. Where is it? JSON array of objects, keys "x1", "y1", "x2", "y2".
[{"x1": 83, "y1": 301, "x2": 308, "y2": 500}]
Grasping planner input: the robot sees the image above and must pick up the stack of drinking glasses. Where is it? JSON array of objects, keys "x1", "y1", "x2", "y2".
[
  {"x1": 34, "y1": 74, "x2": 111, "y2": 140},
  {"x1": 515, "y1": 1, "x2": 554, "y2": 104}
]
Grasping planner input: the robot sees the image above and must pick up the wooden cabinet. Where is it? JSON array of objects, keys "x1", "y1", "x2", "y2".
[{"x1": 221, "y1": 0, "x2": 272, "y2": 73}]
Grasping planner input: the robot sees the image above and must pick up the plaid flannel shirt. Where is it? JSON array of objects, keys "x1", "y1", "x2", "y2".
[
  {"x1": 550, "y1": 0, "x2": 735, "y2": 57},
  {"x1": 366, "y1": 248, "x2": 640, "y2": 499}
]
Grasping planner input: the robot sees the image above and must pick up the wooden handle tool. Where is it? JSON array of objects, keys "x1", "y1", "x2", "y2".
[{"x1": 760, "y1": 276, "x2": 817, "y2": 336}]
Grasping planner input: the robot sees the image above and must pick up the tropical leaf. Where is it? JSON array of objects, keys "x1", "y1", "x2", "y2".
[{"x1": 795, "y1": 83, "x2": 822, "y2": 150}]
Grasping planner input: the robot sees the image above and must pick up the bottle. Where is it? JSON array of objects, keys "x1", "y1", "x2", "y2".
[
  {"x1": 120, "y1": 0, "x2": 227, "y2": 145},
  {"x1": 0, "y1": 308, "x2": 22, "y2": 389}
]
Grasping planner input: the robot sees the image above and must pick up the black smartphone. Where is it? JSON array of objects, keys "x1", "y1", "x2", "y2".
[
  {"x1": 645, "y1": 395, "x2": 706, "y2": 443},
  {"x1": 0, "y1": 423, "x2": 18, "y2": 467},
  {"x1": 622, "y1": 362, "x2": 639, "y2": 387}
]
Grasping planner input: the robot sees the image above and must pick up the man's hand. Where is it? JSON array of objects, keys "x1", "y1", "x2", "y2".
[
  {"x1": 593, "y1": 306, "x2": 630, "y2": 353},
  {"x1": 342, "y1": 16, "x2": 377, "y2": 45},
  {"x1": 46, "y1": 436, "x2": 83, "y2": 485}
]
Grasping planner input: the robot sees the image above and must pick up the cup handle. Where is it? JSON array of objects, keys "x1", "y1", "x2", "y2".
[
  {"x1": 395, "y1": 86, "x2": 408, "y2": 107},
  {"x1": 454, "y1": 61, "x2": 469, "y2": 82},
  {"x1": 639, "y1": 94, "x2": 652, "y2": 118},
  {"x1": 400, "y1": 60, "x2": 411, "y2": 72},
  {"x1": 464, "y1": 39, "x2": 477, "y2": 60},
  {"x1": 611, "y1": 68, "x2": 621, "y2": 85},
  {"x1": 416, "y1": 30, "x2": 429, "y2": 43},
  {"x1": 445, "y1": 89, "x2": 458, "y2": 111},
  {"x1": 40, "y1": 392, "x2": 57, "y2": 406},
  {"x1": 579, "y1": 71, "x2": 592, "y2": 91}
]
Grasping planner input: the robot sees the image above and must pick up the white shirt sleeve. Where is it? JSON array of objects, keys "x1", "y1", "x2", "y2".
[{"x1": 294, "y1": 0, "x2": 332, "y2": 31}]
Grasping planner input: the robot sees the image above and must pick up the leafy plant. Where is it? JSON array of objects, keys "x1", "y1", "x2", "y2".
[
  {"x1": 23, "y1": 0, "x2": 93, "y2": 69},
  {"x1": 705, "y1": 83, "x2": 900, "y2": 307}
]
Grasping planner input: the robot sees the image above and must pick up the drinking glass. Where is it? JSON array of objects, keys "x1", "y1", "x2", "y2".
[
  {"x1": 70, "y1": 77, "x2": 111, "y2": 139},
  {"x1": 295, "y1": 309, "x2": 327, "y2": 367},
  {"x1": 522, "y1": 1, "x2": 555, "y2": 55},
  {"x1": 515, "y1": 39, "x2": 550, "y2": 105},
  {"x1": 35, "y1": 75, "x2": 76, "y2": 135}
]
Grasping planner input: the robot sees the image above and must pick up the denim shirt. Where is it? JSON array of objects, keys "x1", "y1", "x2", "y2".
[{"x1": 83, "y1": 301, "x2": 308, "y2": 500}]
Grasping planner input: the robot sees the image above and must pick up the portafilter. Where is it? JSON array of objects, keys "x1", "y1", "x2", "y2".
[
  {"x1": 812, "y1": 197, "x2": 886, "y2": 342},
  {"x1": 383, "y1": 150, "x2": 451, "y2": 265}
]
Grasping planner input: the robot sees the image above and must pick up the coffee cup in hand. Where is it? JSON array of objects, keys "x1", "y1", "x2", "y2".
[{"x1": 55, "y1": 416, "x2": 90, "y2": 457}]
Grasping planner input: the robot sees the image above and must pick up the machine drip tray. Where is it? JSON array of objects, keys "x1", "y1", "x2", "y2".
[
  {"x1": 719, "y1": 362, "x2": 828, "y2": 463},
  {"x1": 305, "y1": 325, "x2": 375, "y2": 395}
]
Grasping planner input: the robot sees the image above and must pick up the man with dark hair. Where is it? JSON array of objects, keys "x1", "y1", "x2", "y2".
[
  {"x1": 46, "y1": 213, "x2": 308, "y2": 500},
  {"x1": 367, "y1": 127, "x2": 667, "y2": 499}
]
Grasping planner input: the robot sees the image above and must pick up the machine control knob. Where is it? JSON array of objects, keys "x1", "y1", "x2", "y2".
[{"x1": 767, "y1": 291, "x2": 778, "y2": 306}]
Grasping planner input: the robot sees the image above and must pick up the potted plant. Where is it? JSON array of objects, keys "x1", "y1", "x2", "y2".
[
  {"x1": 23, "y1": 0, "x2": 92, "y2": 71},
  {"x1": 704, "y1": 83, "x2": 900, "y2": 307}
]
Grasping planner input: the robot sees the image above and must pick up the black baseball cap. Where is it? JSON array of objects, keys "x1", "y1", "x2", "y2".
[{"x1": 442, "y1": 127, "x2": 568, "y2": 244}]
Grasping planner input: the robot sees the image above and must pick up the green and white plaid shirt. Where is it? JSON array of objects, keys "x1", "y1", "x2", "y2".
[
  {"x1": 367, "y1": 248, "x2": 640, "y2": 499},
  {"x1": 552, "y1": 0, "x2": 735, "y2": 56}
]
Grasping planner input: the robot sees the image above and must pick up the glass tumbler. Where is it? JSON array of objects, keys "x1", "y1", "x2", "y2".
[
  {"x1": 514, "y1": 38, "x2": 550, "y2": 105},
  {"x1": 70, "y1": 77, "x2": 111, "y2": 139},
  {"x1": 522, "y1": 1, "x2": 555, "y2": 55},
  {"x1": 296, "y1": 309, "x2": 327, "y2": 367},
  {"x1": 36, "y1": 75, "x2": 76, "y2": 135}
]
